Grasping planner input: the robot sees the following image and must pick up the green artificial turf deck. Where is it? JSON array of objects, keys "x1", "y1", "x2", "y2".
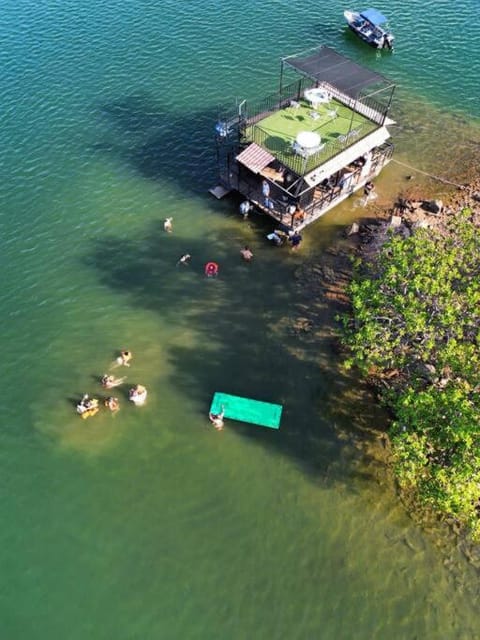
[{"x1": 244, "y1": 99, "x2": 377, "y2": 172}]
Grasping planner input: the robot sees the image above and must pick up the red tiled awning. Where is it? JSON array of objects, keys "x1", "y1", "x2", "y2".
[{"x1": 236, "y1": 143, "x2": 275, "y2": 174}]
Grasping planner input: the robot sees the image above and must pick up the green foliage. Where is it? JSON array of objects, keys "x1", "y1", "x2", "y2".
[{"x1": 342, "y1": 209, "x2": 480, "y2": 539}]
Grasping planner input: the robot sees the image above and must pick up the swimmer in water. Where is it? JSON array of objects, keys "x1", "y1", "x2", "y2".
[
  {"x1": 101, "y1": 374, "x2": 126, "y2": 389},
  {"x1": 105, "y1": 396, "x2": 120, "y2": 413},
  {"x1": 129, "y1": 384, "x2": 148, "y2": 406},
  {"x1": 209, "y1": 405, "x2": 225, "y2": 431},
  {"x1": 177, "y1": 253, "x2": 192, "y2": 266},
  {"x1": 116, "y1": 350, "x2": 132, "y2": 367},
  {"x1": 240, "y1": 246, "x2": 253, "y2": 262}
]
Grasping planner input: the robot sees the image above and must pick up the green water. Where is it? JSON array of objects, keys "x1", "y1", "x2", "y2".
[{"x1": 1, "y1": 1, "x2": 480, "y2": 638}]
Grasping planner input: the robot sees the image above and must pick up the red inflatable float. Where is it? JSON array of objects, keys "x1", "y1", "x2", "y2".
[{"x1": 204, "y1": 262, "x2": 219, "y2": 277}]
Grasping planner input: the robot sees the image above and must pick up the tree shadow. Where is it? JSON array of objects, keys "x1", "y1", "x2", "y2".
[{"x1": 84, "y1": 218, "x2": 389, "y2": 488}]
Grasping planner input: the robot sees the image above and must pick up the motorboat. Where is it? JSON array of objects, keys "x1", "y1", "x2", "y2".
[{"x1": 344, "y1": 9, "x2": 394, "y2": 50}]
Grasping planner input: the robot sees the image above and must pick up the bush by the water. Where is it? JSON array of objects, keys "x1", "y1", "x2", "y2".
[{"x1": 341, "y1": 208, "x2": 480, "y2": 539}]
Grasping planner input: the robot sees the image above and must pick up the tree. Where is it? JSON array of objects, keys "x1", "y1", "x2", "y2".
[{"x1": 341, "y1": 209, "x2": 480, "y2": 539}]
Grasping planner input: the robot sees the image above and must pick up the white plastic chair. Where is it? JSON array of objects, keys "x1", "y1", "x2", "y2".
[{"x1": 313, "y1": 143, "x2": 326, "y2": 155}]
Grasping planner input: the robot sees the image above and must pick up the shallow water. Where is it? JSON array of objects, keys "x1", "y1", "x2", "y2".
[{"x1": 1, "y1": 0, "x2": 480, "y2": 638}]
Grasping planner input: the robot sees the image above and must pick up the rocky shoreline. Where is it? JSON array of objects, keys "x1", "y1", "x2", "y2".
[
  {"x1": 291, "y1": 172, "x2": 480, "y2": 561},
  {"x1": 293, "y1": 174, "x2": 480, "y2": 333}
]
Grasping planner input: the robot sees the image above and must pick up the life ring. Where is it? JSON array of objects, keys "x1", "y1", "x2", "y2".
[{"x1": 204, "y1": 262, "x2": 219, "y2": 277}]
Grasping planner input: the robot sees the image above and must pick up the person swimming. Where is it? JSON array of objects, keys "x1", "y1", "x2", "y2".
[
  {"x1": 105, "y1": 396, "x2": 120, "y2": 412},
  {"x1": 76, "y1": 394, "x2": 99, "y2": 416},
  {"x1": 76, "y1": 394, "x2": 89, "y2": 414},
  {"x1": 129, "y1": 384, "x2": 147, "y2": 406},
  {"x1": 239, "y1": 201, "x2": 251, "y2": 219},
  {"x1": 177, "y1": 253, "x2": 191, "y2": 266},
  {"x1": 116, "y1": 350, "x2": 132, "y2": 367},
  {"x1": 101, "y1": 374, "x2": 126, "y2": 389},
  {"x1": 240, "y1": 246, "x2": 253, "y2": 261},
  {"x1": 289, "y1": 230, "x2": 303, "y2": 251},
  {"x1": 164, "y1": 217, "x2": 173, "y2": 232},
  {"x1": 209, "y1": 405, "x2": 225, "y2": 431}
]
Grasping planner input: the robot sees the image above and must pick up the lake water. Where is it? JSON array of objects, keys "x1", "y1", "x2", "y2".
[{"x1": 1, "y1": 1, "x2": 480, "y2": 638}]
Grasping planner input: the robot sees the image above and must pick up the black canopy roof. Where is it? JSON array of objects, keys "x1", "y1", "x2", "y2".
[{"x1": 282, "y1": 46, "x2": 393, "y2": 98}]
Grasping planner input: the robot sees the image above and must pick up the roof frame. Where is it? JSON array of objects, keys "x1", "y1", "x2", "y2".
[{"x1": 281, "y1": 45, "x2": 395, "y2": 100}]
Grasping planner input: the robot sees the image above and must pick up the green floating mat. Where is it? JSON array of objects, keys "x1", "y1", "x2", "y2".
[{"x1": 210, "y1": 392, "x2": 282, "y2": 429}]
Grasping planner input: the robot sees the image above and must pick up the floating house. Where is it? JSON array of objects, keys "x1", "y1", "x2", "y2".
[{"x1": 211, "y1": 46, "x2": 396, "y2": 231}]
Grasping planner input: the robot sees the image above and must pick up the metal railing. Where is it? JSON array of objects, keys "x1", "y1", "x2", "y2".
[
  {"x1": 220, "y1": 141, "x2": 395, "y2": 227},
  {"x1": 240, "y1": 78, "x2": 390, "y2": 131},
  {"x1": 242, "y1": 120, "x2": 378, "y2": 177}
]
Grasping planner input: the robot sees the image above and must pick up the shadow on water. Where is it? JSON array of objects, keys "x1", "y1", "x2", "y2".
[
  {"x1": 92, "y1": 93, "x2": 221, "y2": 194},
  {"x1": 84, "y1": 218, "x2": 390, "y2": 489}
]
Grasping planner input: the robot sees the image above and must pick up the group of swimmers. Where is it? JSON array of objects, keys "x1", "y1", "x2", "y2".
[
  {"x1": 76, "y1": 350, "x2": 148, "y2": 419},
  {"x1": 165, "y1": 216, "x2": 255, "y2": 279}
]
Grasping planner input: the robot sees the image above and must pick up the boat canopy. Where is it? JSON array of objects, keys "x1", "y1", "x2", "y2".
[{"x1": 360, "y1": 8, "x2": 388, "y2": 25}]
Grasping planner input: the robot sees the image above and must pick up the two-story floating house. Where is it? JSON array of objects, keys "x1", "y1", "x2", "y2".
[{"x1": 211, "y1": 46, "x2": 396, "y2": 231}]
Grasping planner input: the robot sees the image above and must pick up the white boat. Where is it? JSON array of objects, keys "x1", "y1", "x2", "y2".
[{"x1": 344, "y1": 9, "x2": 394, "y2": 50}]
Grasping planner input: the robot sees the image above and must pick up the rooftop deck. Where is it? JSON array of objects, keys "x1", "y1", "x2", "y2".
[
  {"x1": 213, "y1": 46, "x2": 396, "y2": 230},
  {"x1": 241, "y1": 88, "x2": 382, "y2": 176}
]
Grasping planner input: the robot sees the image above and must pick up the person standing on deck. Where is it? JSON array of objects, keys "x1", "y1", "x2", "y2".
[{"x1": 262, "y1": 180, "x2": 271, "y2": 208}]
